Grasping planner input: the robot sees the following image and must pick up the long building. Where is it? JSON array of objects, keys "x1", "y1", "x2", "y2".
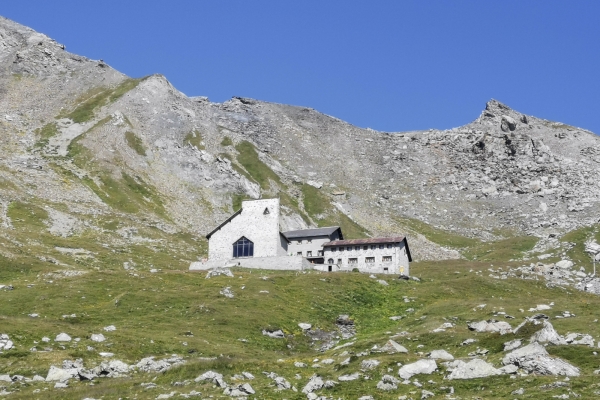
[{"x1": 191, "y1": 198, "x2": 411, "y2": 274}]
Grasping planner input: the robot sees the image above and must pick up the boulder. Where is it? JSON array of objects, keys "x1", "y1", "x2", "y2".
[
  {"x1": 379, "y1": 339, "x2": 408, "y2": 354},
  {"x1": 530, "y1": 320, "x2": 567, "y2": 345},
  {"x1": 428, "y1": 349, "x2": 454, "y2": 360},
  {"x1": 556, "y1": 260, "x2": 574, "y2": 269},
  {"x1": 501, "y1": 115, "x2": 517, "y2": 132},
  {"x1": 302, "y1": 375, "x2": 324, "y2": 394},
  {"x1": 338, "y1": 372, "x2": 361, "y2": 381},
  {"x1": 503, "y1": 339, "x2": 522, "y2": 351},
  {"x1": 223, "y1": 383, "x2": 254, "y2": 397},
  {"x1": 195, "y1": 370, "x2": 227, "y2": 388},
  {"x1": 46, "y1": 366, "x2": 78, "y2": 381},
  {"x1": 90, "y1": 334, "x2": 106, "y2": 342},
  {"x1": 298, "y1": 323, "x2": 312, "y2": 330},
  {"x1": 447, "y1": 358, "x2": 502, "y2": 379},
  {"x1": 55, "y1": 333, "x2": 71, "y2": 342},
  {"x1": 502, "y1": 342, "x2": 580, "y2": 376},
  {"x1": 468, "y1": 320, "x2": 512, "y2": 335},
  {"x1": 360, "y1": 359, "x2": 380, "y2": 370},
  {"x1": 376, "y1": 374, "x2": 399, "y2": 391},
  {"x1": 262, "y1": 329, "x2": 284, "y2": 339},
  {"x1": 398, "y1": 359, "x2": 437, "y2": 380}
]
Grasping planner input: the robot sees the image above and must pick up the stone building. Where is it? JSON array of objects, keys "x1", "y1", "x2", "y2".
[
  {"x1": 282, "y1": 226, "x2": 343, "y2": 264},
  {"x1": 206, "y1": 198, "x2": 288, "y2": 261},
  {"x1": 319, "y1": 237, "x2": 412, "y2": 275},
  {"x1": 192, "y1": 198, "x2": 411, "y2": 274}
]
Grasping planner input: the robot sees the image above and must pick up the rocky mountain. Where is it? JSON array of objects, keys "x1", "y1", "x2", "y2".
[{"x1": 1, "y1": 15, "x2": 599, "y2": 263}]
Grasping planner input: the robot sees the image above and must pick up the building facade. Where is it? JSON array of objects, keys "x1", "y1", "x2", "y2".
[
  {"x1": 319, "y1": 237, "x2": 411, "y2": 275},
  {"x1": 283, "y1": 226, "x2": 343, "y2": 263},
  {"x1": 206, "y1": 198, "x2": 288, "y2": 261},
  {"x1": 201, "y1": 198, "x2": 411, "y2": 275}
]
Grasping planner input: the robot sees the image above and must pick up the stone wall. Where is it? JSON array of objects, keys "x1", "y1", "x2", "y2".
[
  {"x1": 190, "y1": 256, "x2": 313, "y2": 271},
  {"x1": 208, "y1": 198, "x2": 285, "y2": 260}
]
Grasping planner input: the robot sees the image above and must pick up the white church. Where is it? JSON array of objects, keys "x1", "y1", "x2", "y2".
[{"x1": 189, "y1": 198, "x2": 411, "y2": 275}]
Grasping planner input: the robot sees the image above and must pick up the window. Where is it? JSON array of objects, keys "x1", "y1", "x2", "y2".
[
  {"x1": 387, "y1": 244, "x2": 393, "y2": 249},
  {"x1": 339, "y1": 247, "x2": 344, "y2": 252},
  {"x1": 379, "y1": 244, "x2": 384, "y2": 249},
  {"x1": 318, "y1": 250, "x2": 324, "y2": 256},
  {"x1": 363, "y1": 245, "x2": 368, "y2": 250},
  {"x1": 307, "y1": 251, "x2": 312, "y2": 257},
  {"x1": 370, "y1": 245, "x2": 376, "y2": 250},
  {"x1": 354, "y1": 246, "x2": 360, "y2": 251},
  {"x1": 348, "y1": 258, "x2": 358, "y2": 264},
  {"x1": 331, "y1": 247, "x2": 336, "y2": 252},
  {"x1": 307, "y1": 239, "x2": 312, "y2": 243},
  {"x1": 346, "y1": 246, "x2": 352, "y2": 251},
  {"x1": 383, "y1": 256, "x2": 392, "y2": 262},
  {"x1": 328, "y1": 258, "x2": 334, "y2": 264},
  {"x1": 365, "y1": 257, "x2": 375, "y2": 263},
  {"x1": 337, "y1": 259, "x2": 342, "y2": 265},
  {"x1": 297, "y1": 240, "x2": 302, "y2": 244},
  {"x1": 233, "y1": 237, "x2": 254, "y2": 258},
  {"x1": 297, "y1": 252, "x2": 302, "y2": 256}
]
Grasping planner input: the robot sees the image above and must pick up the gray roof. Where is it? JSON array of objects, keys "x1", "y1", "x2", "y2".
[{"x1": 283, "y1": 226, "x2": 342, "y2": 240}]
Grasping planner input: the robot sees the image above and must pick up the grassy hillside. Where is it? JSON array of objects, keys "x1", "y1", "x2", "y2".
[{"x1": 1, "y1": 250, "x2": 600, "y2": 398}]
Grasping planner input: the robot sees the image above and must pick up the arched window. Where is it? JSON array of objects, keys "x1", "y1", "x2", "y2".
[
  {"x1": 327, "y1": 258, "x2": 334, "y2": 264},
  {"x1": 233, "y1": 236, "x2": 254, "y2": 258}
]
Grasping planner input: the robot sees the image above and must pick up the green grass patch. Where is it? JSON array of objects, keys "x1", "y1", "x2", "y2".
[
  {"x1": 34, "y1": 122, "x2": 58, "y2": 149},
  {"x1": 125, "y1": 131, "x2": 147, "y2": 156},
  {"x1": 220, "y1": 136, "x2": 233, "y2": 146},
  {"x1": 6, "y1": 201, "x2": 48, "y2": 230},
  {"x1": 463, "y1": 236, "x2": 538, "y2": 261},
  {"x1": 301, "y1": 183, "x2": 328, "y2": 216},
  {"x1": 62, "y1": 78, "x2": 144, "y2": 123},
  {"x1": 561, "y1": 224, "x2": 600, "y2": 272},
  {"x1": 235, "y1": 141, "x2": 281, "y2": 190},
  {"x1": 184, "y1": 130, "x2": 205, "y2": 150},
  {"x1": 399, "y1": 217, "x2": 480, "y2": 248},
  {"x1": 320, "y1": 211, "x2": 370, "y2": 239}
]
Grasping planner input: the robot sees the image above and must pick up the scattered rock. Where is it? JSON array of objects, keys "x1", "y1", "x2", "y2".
[
  {"x1": 302, "y1": 375, "x2": 324, "y2": 394},
  {"x1": 103, "y1": 325, "x2": 116, "y2": 332},
  {"x1": 338, "y1": 372, "x2": 361, "y2": 381},
  {"x1": 55, "y1": 333, "x2": 71, "y2": 342},
  {"x1": 530, "y1": 320, "x2": 567, "y2": 345},
  {"x1": 502, "y1": 342, "x2": 580, "y2": 376},
  {"x1": 468, "y1": 320, "x2": 512, "y2": 335},
  {"x1": 0, "y1": 334, "x2": 13, "y2": 350},
  {"x1": 447, "y1": 358, "x2": 502, "y2": 379},
  {"x1": 379, "y1": 339, "x2": 408, "y2": 354},
  {"x1": 223, "y1": 383, "x2": 255, "y2": 397},
  {"x1": 298, "y1": 323, "x2": 312, "y2": 330},
  {"x1": 220, "y1": 287, "x2": 234, "y2": 298},
  {"x1": 360, "y1": 359, "x2": 380, "y2": 370},
  {"x1": 206, "y1": 268, "x2": 234, "y2": 279},
  {"x1": 90, "y1": 334, "x2": 106, "y2": 342},
  {"x1": 398, "y1": 359, "x2": 437, "y2": 380},
  {"x1": 428, "y1": 349, "x2": 454, "y2": 360},
  {"x1": 194, "y1": 370, "x2": 227, "y2": 387},
  {"x1": 503, "y1": 339, "x2": 522, "y2": 351},
  {"x1": 376, "y1": 374, "x2": 399, "y2": 391},
  {"x1": 262, "y1": 329, "x2": 284, "y2": 339}
]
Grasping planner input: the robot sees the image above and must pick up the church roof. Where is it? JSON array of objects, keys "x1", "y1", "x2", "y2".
[
  {"x1": 205, "y1": 208, "x2": 242, "y2": 239},
  {"x1": 282, "y1": 226, "x2": 342, "y2": 240}
]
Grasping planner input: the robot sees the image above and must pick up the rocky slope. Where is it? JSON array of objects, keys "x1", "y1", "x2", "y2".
[{"x1": 1, "y1": 16, "x2": 599, "y2": 262}]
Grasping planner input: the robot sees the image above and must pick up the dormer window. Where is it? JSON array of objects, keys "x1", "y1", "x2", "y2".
[{"x1": 263, "y1": 208, "x2": 270, "y2": 214}]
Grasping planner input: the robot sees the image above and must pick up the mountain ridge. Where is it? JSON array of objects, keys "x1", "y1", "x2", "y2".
[{"x1": 1, "y1": 16, "x2": 599, "y2": 264}]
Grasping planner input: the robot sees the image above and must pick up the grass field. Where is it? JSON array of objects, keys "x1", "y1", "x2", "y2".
[{"x1": 1, "y1": 248, "x2": 600, "y2": 399}]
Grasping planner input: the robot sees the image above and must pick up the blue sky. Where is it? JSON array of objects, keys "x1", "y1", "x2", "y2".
[{"x1": 3, "y1": 1, "x2": 599, "y2": 133}]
